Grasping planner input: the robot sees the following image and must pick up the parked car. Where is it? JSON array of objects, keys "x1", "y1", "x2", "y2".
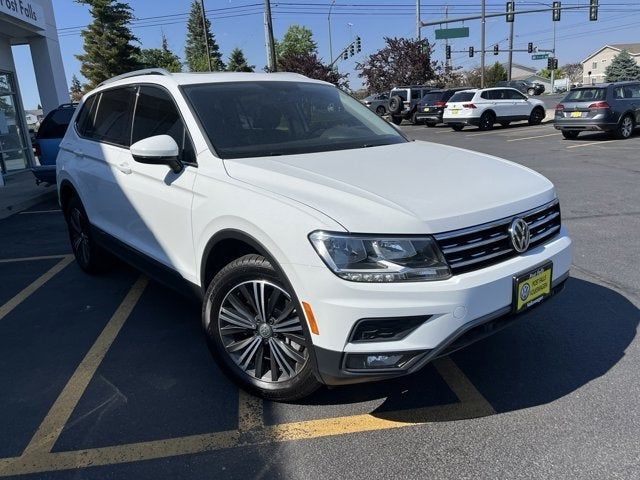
[
  {"x1": 362, "y1": 93, "x2": 389, "y2": 116},
  {"x1": 32, "y1": 103, "x2": 76, "y2": 184},
  {"x1": 554, "y1": 81, "x2": 640, "y2": 139},
  {"x1": 414, "y1": 88, "x2": 470, "y2": 126},
  {"x1": 496, "y1": 80, "x2": 545, "y2": 96},
  {"x1": 443, "y1": 87, "x2": 547, "y2": 131},
  {"x1": 57, "y1": 69, "x2": 571, "y2": 401},
  {"x1": 387, "y1": 85, "x2": 433, "y2": 124}
]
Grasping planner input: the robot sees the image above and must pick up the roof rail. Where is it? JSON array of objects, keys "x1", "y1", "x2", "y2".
[{"x1": 98, "y1": 68, "x2": 172, "y2": 87}]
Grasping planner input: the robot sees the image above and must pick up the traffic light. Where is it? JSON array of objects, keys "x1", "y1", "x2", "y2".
[
  {"x1": 469, "y1": 46, "x2": 474, "y2": 57},
  {"x1": 506, "y1": 1, "x2": 515, "y2": 22},
  {"x1": 355, "y1": 36, "x2": 361, "y2": 53},
  {"x1": 527, "y1": 42, "x2": 533, "y2": 53},
  {"x1": 494, "y1": 44, "x2": 499, "y2": 55},
  {"x1": 547, "y1": 57, "x2": 553, "y2": 69},
  {"x1": 446, "y1": 44, "x2": 451, "y2": 60},
  {"x1": 589, "y1": 0, "x2": 598, "y2": 21},
  {"x1": 349, "y1": 44, "x2": 355, "y2": 56},
  {"x1": 553, "y1": 57, "x2": 558, "y2": 70},
  {"x1": 552, "y1": 1, "x2": 561, "y2": 21},
  {"x1": 343, "y1": 51, "x2": 348, "y2": 61}
]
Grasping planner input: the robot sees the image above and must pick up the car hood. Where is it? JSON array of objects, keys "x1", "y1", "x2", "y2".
[{"x1": 223, "y1": 141, "x2": 556, "y2": 233}]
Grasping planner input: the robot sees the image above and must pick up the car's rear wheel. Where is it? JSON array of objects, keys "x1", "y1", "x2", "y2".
[
  {"x1": 529, "y1": 107, "x2": 545, "y2": 125},
  {"x1": 202, "y1": 254, "x2": 320, "y2": 401},
  {"x1": 478, "y1": 112, "x2": 495, "y2": 131},
  {"x1": 375, "y1": 105, "x2": 386, "y2": 116},
  {"x1": 562, "y1": 130, "x2": 579, "y2": 140},
  {"x1": 614, "y1": 114, "x2": 634, "y2": 139},
  {"x1": 451, "y1": 124, "x2": 464, "y2": 131},
  {"x1": 65, "y1": 196, "x2": 108, "y2": 274},
  {"x1": 390, "y1": 115, "x2": 403, "y2": 125}
]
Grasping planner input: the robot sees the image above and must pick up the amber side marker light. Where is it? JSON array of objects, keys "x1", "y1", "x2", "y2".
[{"x1": 302, "y1": 302, "x2": 320, "y2": 335}]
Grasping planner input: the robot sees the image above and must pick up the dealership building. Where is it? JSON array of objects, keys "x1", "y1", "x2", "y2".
[{"x1": 0, "y1": 0, "x2": 67, "y2": 176}]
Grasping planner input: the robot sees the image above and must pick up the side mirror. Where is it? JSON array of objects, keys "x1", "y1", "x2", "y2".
[{"x1": 130, "y1": 135, "x2": 183, "y2": 174}]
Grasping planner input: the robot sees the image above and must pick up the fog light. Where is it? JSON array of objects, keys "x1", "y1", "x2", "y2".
[{"x1": 344, "y1": 351, "x2": 426, "y2": 370}]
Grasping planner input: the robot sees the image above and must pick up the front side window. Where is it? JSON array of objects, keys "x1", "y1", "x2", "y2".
[
  {"x1": 90, "y1": 87, "x2": 136, "y2": 146},
  {"x1": 506, "y1": 89, "x2": 527, "y2": 100},
  {"x1": 183, "y1": 81, "x2": 406, "y2": 159},
  {"x1": 132, "y1": 86, "x2": 195, "y2": 163}
]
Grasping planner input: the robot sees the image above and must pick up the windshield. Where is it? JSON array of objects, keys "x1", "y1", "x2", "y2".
[
  {"x1": 449, "y1": 92, "x2": 475, "y2": 102},
  {"x1": 183, "y1": 81, "x2": 406, "y2": 159},
  {"x1": 419, "y1": 92, "x2": 445, "y2": 103},
  {"x1": 564, "y1": 88, "x2": 606, "y2": 102}
]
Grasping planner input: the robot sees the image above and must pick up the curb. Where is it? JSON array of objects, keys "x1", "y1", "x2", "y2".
[{"x1": 0, "y1": 188, "x2": 57, "y2": 221}]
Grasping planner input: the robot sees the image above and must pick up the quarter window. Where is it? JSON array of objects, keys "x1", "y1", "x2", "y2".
[
  {"x1": 75, "y1": 95, "x2": 97, "y2": 137},
  {"x1": 132, "y1": 86, "x2": 195, "y2": 164},
  {"x1": 90, "y1": 87, "x2": 136, "y2": 146}
]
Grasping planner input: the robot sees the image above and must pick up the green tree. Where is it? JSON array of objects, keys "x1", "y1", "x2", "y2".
[
  {"x1": 278, "y1": 52, "x2": 348, "y2": 89},
  {"x1": 276, "y1": 25, "x2": 317, "y2": 60},
  {"x1": 604, "y1": 49, "x2": 640, "y2": 82},
  {"x1": 75, "y1": 0, "x2": 141, "y2": 88},
  {"x1": 69, "y1": 74, "x2": 83, "y2": 102},
  {"x1": 356, "y1": 37, "x2": 435, "y2": 94},
  {"x1": 485, "y1": 62, "x2": 507, "y2": 87},
  {"x1": 226, "y1": 48, "x2": 254, "y2": 72},
  {"x1": 561, "y1": 62, "x2": 582, "y2": 82},
  {"x1": 137, "y1": 34, "x2": 182, "y2": 72},
  {"x1": 537, "y1": 68, "x2": 565, "y2": 79},
  {"x1": 185, "y1": 0, "x2": 224, "y2": 72}
]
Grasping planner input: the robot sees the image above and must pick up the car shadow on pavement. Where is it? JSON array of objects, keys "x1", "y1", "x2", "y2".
[{"x1": 286, "y1": 277, "x2": 638, "y2": 422}]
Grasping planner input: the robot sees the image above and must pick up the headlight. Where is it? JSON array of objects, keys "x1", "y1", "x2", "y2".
[{"x1": 309, "y1": 231, "x2": 451, "y2": 282}]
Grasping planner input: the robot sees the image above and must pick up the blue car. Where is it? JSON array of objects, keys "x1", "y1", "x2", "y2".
[{"x1": 32, "y1": 103, "x2": 76, "y2": 184}]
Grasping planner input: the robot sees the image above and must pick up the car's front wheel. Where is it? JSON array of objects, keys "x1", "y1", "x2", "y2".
[
  {"x1": 202, "y1": 254, "x2": 320, "y2": 401},
  {"x1": 390, "y1": 115, "x2": 403, "y2": 125},
  {"x1": 527, "y1": 88, "x2": 536, "y2": 96},
  {"x1": 528, "y1": 107, "x2": 545, "y2": 125},
  {"x1": 375, "y1": 105, "x2": 386, "y2": 116}
]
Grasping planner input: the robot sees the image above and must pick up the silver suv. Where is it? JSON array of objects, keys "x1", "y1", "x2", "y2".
[{"x1": 554, "y1": 82, "x2": 640, "y2": 139}]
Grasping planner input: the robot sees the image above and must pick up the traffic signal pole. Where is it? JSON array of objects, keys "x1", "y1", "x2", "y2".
[
  {"x1": 480, "y1": 0, "x2": 486, "y2": 87},
  {"x1": 507, "y1": 19, "x2": 514, "y2": 80}
]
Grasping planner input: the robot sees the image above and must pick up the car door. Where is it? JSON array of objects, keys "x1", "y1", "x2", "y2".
[
  {"x1": 118, "y1": 84, "x2": 198, "y2": 280},
  {"x1": 507, "y1": 89, "x2": 532, "y2": 118},
  {"x1": 624, "y1": 83, "x2": 640, "y2": 124}
]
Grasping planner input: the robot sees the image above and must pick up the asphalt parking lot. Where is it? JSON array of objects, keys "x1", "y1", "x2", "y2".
[{"x1": 1, "y1": 121, "x2": 639, "y2": 479}]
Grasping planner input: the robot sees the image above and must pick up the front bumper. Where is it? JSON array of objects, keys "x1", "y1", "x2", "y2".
[{"x1": 288, "y1": 227, "x2": 572, "y2": 386}]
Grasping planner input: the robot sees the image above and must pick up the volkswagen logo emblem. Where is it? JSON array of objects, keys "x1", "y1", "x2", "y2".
[{"x1": 509, "y1": 217, "x2": 531, "y2": 253}]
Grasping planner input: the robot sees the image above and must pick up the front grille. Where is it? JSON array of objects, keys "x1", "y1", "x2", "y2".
[{"x1": 434, "y1": 200, "x2": 561, "y2": 275}]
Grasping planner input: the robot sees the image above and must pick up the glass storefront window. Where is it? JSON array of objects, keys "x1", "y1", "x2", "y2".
[{"x1": 0, "y1": 72, "x2": 30, "y2": 173}]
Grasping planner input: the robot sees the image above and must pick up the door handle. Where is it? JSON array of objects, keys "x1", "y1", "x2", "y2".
[
  {"x1": 72, "y1": 149, "x2": 84, "y2": 157},
  {"x1": 116, "y1": 162, "x2": 132, "y2": 174}
]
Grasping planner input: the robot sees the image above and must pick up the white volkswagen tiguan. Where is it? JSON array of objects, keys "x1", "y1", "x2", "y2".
[{"x1": 57, "y1": 70, "x2": 572, "y2": 400}]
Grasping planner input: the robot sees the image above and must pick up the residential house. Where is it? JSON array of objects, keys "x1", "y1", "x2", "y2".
[{"x1": 581, "y1": 43, "x2": 640, "y2": 84}]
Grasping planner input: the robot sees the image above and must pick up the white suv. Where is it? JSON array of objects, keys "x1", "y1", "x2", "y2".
[
  {"x1": 443, "y1": 87, "x2": 547, "y2": 131},
  {"x1": 57, "y1": 69, "x2": 572, "y2": 401}
]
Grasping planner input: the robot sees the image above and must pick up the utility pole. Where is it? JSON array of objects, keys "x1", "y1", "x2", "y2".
[
  {"x1": 328, "y1": 0, "x2": 336, "y2": 64},
  {"x1": 445, "y1": 6, "x2": 450, "y2": 70},
  {"x1": 264, "y1": 0, "x2": 277, "y2": 71},
  {"x1": 480, "y1": 0, "x2": 486, "y2": 87},
  {"x1": 200, "y1": 0, "x2": 212, "y2": 71},
  {"x1": 507, "y1": 11, "x2": 514, "y2": 80},
  {"x1": 416, "y1": 0, "x2": 421, "y2": 40},
  {"x1": 550, "y1": 19, "x2": 556, "y2": 93}
]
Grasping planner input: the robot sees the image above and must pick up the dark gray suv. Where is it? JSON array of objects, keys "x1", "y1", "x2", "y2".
[{"x1": 554, "y1": 82, "x2": 640, "y2": 139}]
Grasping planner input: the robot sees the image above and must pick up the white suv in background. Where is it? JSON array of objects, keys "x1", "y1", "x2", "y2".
[
  {"x1": 57, "y1": 70, "x2": 572, "y2": 401},
  {"x1": 444, "y1": 87, "x2": 547, "y2": 131}
]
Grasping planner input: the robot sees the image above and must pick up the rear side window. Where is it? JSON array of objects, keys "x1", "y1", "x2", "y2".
[
  {"x1": 37, "y1": 107, "x2": 75, "y2": 140},
  {"x1": 132, "y1": 86, "x2": 195, "y2": 164},
  {"x1": 410, "y1": 89, "x2": 423, "y2": 101},
  {"x1": 90, "y1": 87, "x2": 136, "y2": 147},
  {"x1": 75, "y1": 95, "x2": 97, "y2": 137},
  {"x1": 564, "y1": 88, "x2": 606, "y2": 102},
  {"x1": 613, "y1": 84, "x2": 640, "y2": 99},
  {"x1": 449, "y1": 92, "x2": 475, "y2": 102},
  {"x1": 391, "y1": 90, "x2": 408, "y2": 101}
]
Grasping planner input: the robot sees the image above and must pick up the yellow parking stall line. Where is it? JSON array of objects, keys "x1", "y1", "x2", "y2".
[
  {"x1": 0, "y1": 254, "x2": 68, "y2": 264},
  {"x1": 565, "y1": 141, "x2": 603, "y2": 149},
  {"x1": 0, "y1": 255, "x2": 74, "y2": 322},
  {"x1": 238, "y1": 390, "x2": 264, "y2": 432},
  {"x1": 506, "y1": 133, "x2": 561, "y2": 142},
  {"x1": 21, "y1": 276, "x2": 148, "y2": 456}
]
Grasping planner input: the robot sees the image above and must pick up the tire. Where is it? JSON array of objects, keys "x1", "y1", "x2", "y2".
[
  {"x1": 614, "y1": 114, "x2": 634, "y2": 139},
  {"x1": 410, "y1": 112, "x2": 421, "y2": 125},
  {"x1": 527, "y1": 88, "x2": 536, "y2": 96},
  {"x1": 500, "y1": 121, "x2": 511, "y2": 127},
  {"x1": 64, "y1": 196, "x2": 108, "y2": 274},
  {"x1": 202, "y1": 254, "x2": 320, "y2": 401},
  {"x1": 528, "y1": 107, "x2": 545, "y2": 125},
  {"x1": 451, "y1": 124, "x2": 464, "y2": 131},
  {"x1": 425, "y1": 122, "x2": 436, "y2": 127},
  {"x1": 388, "y1": 95, "x2": 404, "y2": 115},
  {"x1": 390, "y1": 115, "x2": 403, "y2": 125},
  {"x1": 562, "y1": 130, "x2": 579, "y2": 140},
  {"x1": 375, "y1": 105, "x2": 386, "y2": 116},
  {"x1": 478, "y1": 112, "x2": 495, "y2": 131}
]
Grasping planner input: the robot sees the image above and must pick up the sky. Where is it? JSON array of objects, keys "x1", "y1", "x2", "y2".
[{"x1": 12, "y1": 0, "x2": 640, "y2": 109}]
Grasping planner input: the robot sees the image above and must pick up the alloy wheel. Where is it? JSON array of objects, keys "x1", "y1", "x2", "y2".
[
  {"x1": 621, "y1": 116, "x2": 633, "y2": 138},
  {"x1": 218, "y1": 280, "x2": 308, "y2": 383},
  {"x1": 69, "y1": 208, "x2": 90, "y2": 266}
]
